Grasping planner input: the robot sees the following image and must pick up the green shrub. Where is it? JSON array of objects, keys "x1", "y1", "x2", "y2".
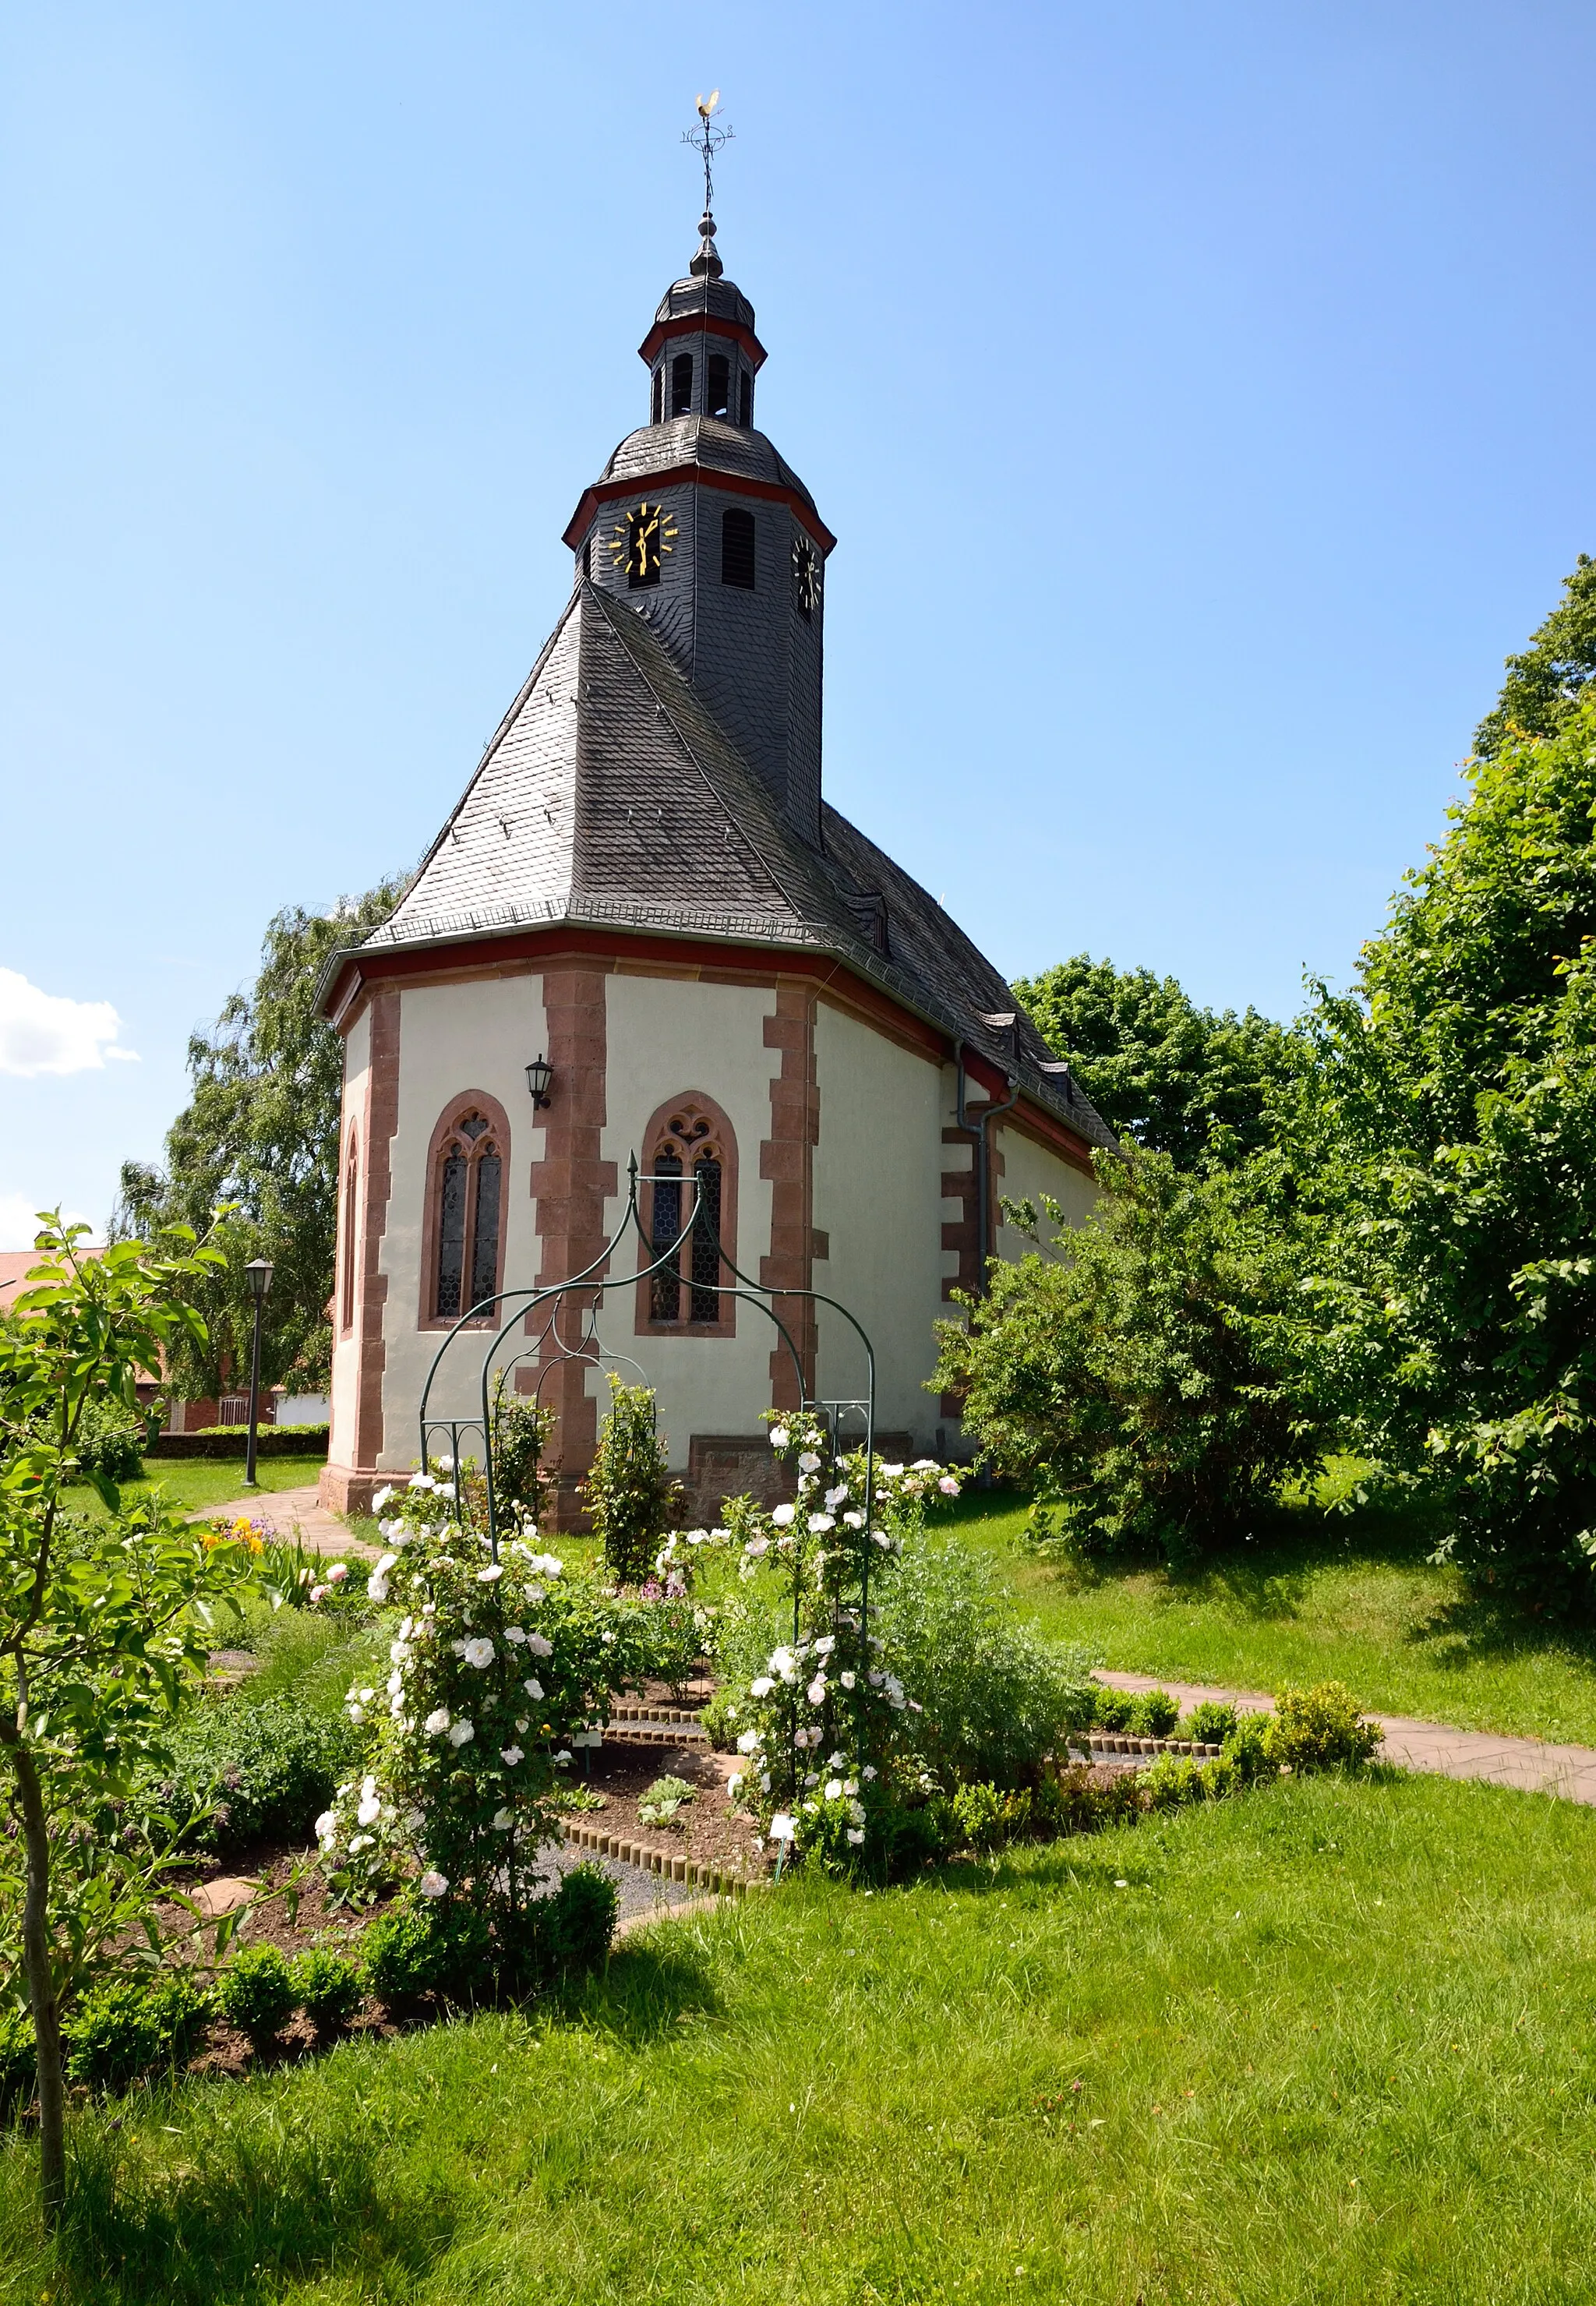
[
  {"x1": 637, "y1": 1775, "x2": 697, "y2": 1828},
  {"x1": 1132, "y1": 1689, "x2": 1180, "y2": 1739},
  {"x1": 1184, "y1": 1700, "x2": 1240, "y2": 1745},
  {"x1": 875, "y1": 1538, "x2": 1096, "y2": 1786},
  {"x1": 215, "y1": 1944, "x2": 297, "y2": 2050},
  {"x1": 490, "y1": 1378, "x2": 555, "y2": 1524},
  {"x1": 152, "y1": 1693, "x2": 359, "y2": 1854},
  {"x1": 700, "y1": 1684, "x2": 746, "y2": 1750},
  {"x1": 1199, "y1": 1752, "x2": 1241, "y2": 1800},
  {"x1": 66, "y1": 1972, "x2": 210, "y2": 2093},
  {"x1": 290, "y1": 1948, "x2": 362, "y2": 2033},
  {"x1": 1265, "y1": 1682, "x2": 1382, "y2": 1772},
  {"x1": 950, "y1": 1781, "x2": 1008, "y2": 1851},
  {"x1": 1037, "y1": 1764, "x2": 1146, "y2": 1837},
  {"x1": 633, "y1": 1594, "x2": 705, "y2": 1697},
  {"x1": 1140, "y1": 1754, "x2": 1205, "y2": 1810},
  {"x1": 1222, "y1": 1714, "x2": 1273, "y2": 1782},
  {"x1": 582, "y1": 1375, "x2": 682, "y2": 1586},
  {"x1": 74, "y1": 1403, "x2": 144, "y2": 1483},
  {"x1": 359, "y1": 1896, "x2": 493, "y2": 2008},
  {"x1": 0, "y1": 2004, "x2": 36, "y2": 2108},
  {"x1": 540, "y1": 1862, "x2": 619, "y2": 1977},
  {"x1": 950, "y1": 1781, "x2": 1033, "y2": 1851},
  {"x1": 1089, "y1": 1685, "x2": 1136, "y2": 1731},
  {"x1": 932, "y1": 1153, "x2": 1320, "y2": 1563}
]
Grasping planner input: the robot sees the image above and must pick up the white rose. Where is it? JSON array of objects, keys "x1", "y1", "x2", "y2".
[
  {"x1": 506, "y1": 1626, "x2": 528, "y2": 1645},
  {"x1": 424, "y1": 1707, "x2": 450, "y2": 1736},
  {"x1": 314, "y1": 1810, "x2": 336, "y2": 1843},
  {"x1": 501, "y1": 1745, "x2": 524, "y2": 1767},
  {"x1": 447, "y1": 1719, "x2": 475, "y2": 1748},
  {"x1": 736, "y1": 1729, "x2": 762, "y2": 1753},
  {"x1": 524, "y1": 1678, "x2": 545, "y2": 1701},
  {"x1": 418, "y1": 1869, "x2": 448, "y2": 1898},
  {"x1": 797, "y1": 1451, "x2": 821, "y2": 1474},
  {"x1": 525, "y1": 1632, "x2": 553, "y2": 1658},
  {"x1": 771, "y1": 1503, "x2": 796, "y2": 1528},
  {"x1": 769, "y1": 1426, "x2": 791, "y2": 1450},
  {"x1": 463, "y1": 1637, "x2": 495, "y2": 1669}
]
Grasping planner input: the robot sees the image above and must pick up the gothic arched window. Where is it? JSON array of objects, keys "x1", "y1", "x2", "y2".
[
  {"x1": 721, "y1": 507, "x2": 756, "y2": 590},
  {"x1": 670, "y1": 352, "x2": 693, "y2": 417},
  {"x1": 422, "y1": 1096, "x2": 510, "y2": 1326},
  {"x1": 707, "y1": 352, "x2": 730, "y2": 419},
  {"x1": 639, "y1": 1095, "x2": 738, "y2": 1336}
]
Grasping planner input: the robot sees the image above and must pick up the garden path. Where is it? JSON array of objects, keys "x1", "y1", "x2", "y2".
[
  {"x1": 202, "y1": 1485, "x2": 380, "y2": 1556},
  {"x1": 1097, "y1": 1669, "x2": 1596, "y2": 1806}
]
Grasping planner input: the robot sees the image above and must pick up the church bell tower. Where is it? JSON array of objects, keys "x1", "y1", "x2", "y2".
[{"x1": 562, "y1": 185, "x2": 834, "y2": 849}]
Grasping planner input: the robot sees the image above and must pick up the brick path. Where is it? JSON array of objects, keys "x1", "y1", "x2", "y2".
[{"x1": 1097, "y1": 1669, "x2": 1596, "y2": 1806}]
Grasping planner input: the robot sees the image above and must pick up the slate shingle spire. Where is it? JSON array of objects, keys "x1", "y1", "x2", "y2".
[{"x1": 560, "y1": 213, "x2": 832, "y2": 848}]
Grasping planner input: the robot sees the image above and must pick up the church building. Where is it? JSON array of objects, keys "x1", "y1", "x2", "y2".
[{"x1": 317, "y1": 201, "x2": 1113, "y2": 1523}]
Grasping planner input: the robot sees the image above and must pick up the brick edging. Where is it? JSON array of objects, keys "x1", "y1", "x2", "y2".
[{"x1": 558, "y1": 1817, "x2": 767, "y2": 1898}]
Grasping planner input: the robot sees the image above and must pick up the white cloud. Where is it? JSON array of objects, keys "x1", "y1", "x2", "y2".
[
  {"x1": 0, "y1": 1195, "x2": 97, "y2": 1252},
  {"x1": 0, "y1": 968, "x2": 138, "y2": 1077}
]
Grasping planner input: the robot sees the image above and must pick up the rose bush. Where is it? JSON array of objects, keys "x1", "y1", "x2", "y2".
[
  {"x1": 720, "y1": 1416, "x2": 962, "y2": 1873},
  {"x1": 315, "y1": 1468, "x2": 642, "y2": 1978}
]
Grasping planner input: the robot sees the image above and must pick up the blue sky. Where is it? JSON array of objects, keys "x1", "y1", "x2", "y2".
[{"x1": 2, "y1": 1, "x2": 1593, "y2": 1247}]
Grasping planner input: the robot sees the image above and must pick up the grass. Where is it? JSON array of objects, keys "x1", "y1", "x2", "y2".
[
  {"x1": 61, "y1": 1454, "x2": 330, "y2": 1522},
  {"x1": 937, "y1": 1479, "x2": 1596, "y2": 1746},
  {"x1": 6, "y1": 1765, "x2": 1596, "y2": 2301}
]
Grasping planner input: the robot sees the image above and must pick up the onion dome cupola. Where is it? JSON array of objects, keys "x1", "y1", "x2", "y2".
[{"x1": 562, "y1": 209, "x2": 834, "y2": 850}]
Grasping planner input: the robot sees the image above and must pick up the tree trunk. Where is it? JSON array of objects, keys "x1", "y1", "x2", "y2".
[{"x1": 14, "y1": 1744, "x2": 65, "y2": 2227}]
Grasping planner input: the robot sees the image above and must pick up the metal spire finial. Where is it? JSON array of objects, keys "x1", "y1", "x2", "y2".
[{"x1": 683, "y1": 91, "x2": 733, "y2": 276}]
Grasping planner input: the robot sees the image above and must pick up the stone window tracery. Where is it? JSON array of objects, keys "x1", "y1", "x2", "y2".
[
  {"x1": 638, "y1": 1094, "x2": 737, "y2": 1337},
  {"x1": 422, "y1": 1096, "x2": 510, "y2": 1328}
]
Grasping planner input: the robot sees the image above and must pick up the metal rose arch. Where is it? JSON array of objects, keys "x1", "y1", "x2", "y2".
[{"x1": 415, "y1": 1151, "x2": 879, "y2": 1568}]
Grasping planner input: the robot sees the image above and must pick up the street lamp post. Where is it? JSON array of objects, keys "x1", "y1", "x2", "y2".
[{"x1": 242, "y1": 1259, "x2": 274, "y2": 1489}]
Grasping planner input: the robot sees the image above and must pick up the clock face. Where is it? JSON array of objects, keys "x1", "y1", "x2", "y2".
[
  {"x1": 609, "y1": 500, "x2": 676, "y2": 588},
  {"x1": 793, "y1": 536, "x2": 821, "y2": 617}
]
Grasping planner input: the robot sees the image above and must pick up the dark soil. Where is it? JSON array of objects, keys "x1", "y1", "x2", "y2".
[{"x1": 564, "y1": 1738, "x2": 768, "y2": 1877}]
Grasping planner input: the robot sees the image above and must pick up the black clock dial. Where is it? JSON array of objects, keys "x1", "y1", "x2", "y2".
[{"x1": 793, "y1": 537, "x2": 821, "y2": 617}]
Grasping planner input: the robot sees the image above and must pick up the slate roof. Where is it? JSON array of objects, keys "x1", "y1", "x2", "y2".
[
  {"x1": 601, "y1": 416, "x2": 819, "y2": 514},
  {"x1": 340, "y1": 581, "x2": 1114, "y2": 1150}
]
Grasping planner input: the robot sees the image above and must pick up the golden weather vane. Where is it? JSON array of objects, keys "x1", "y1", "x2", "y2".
[{"x1": 683, "y1": 90, "x2": 733, "y2": 221}]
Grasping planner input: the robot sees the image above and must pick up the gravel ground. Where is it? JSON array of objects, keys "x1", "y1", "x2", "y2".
[{"x1": 533, "y1": 1840, "x2": 706, "y2": 1923}]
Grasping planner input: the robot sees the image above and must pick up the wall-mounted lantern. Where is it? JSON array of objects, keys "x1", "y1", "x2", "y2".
[{"x1": 524, "y1": 1054, "x2": 553, "y2": 1109}]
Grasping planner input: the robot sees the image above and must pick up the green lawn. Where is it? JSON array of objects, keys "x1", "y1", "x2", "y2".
[
  {"x1": 61, "y1": 1455, "x2": 331, "y2": 1522},
  {"x1": 940, "y1": 1484, "x2": 1596, "y2": 1746},
  {"x1": 7, "y1": 1766, "x2": 1596, "y2": 2303}
]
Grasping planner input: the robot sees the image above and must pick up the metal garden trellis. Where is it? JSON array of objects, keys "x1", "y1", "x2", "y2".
[{"x1": 413, "y1": 1155, "x2": 885, "y2": 1782}]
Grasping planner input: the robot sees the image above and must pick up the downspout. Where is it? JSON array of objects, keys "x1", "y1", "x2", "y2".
[{"x1": 954, "y1": 1044, "x2": 1020, "y2": 1301}]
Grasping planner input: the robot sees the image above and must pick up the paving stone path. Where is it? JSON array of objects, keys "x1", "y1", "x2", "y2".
[
  {"x1": 1097, "y1": 1669, "x2": 1596, "y2": 1806},
  {"x1": 202, "y1": 1485, "x2": 380, "y2": 1557}
]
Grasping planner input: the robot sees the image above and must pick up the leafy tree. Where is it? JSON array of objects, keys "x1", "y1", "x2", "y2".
[
  {"x1": 114, "y1": 881, "x2": 405, "y2": 1400},
  {"x1": 1012, "y1": 953, "x2": 1299, "y2": 1169},
  {"x1": 1474, "y1": 554, "x2": 1596, "y2": 759},
  {"x1": 1301, "y1": 697, "x2": 1596, "y2": 1613},
  {"x1": 932, "y1": 1151, "x2": 1320, "y2": 1563},
  {"x1": 0, "y1": 1218, "x2": 257, "y2": 2225}
]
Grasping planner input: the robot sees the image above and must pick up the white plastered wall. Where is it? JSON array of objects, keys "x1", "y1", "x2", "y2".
[
  {"x1": 377, "y1": 973, "x2": 548, "y2": 1466},
  {"x1": 598, "y1": 973, "x2": 782, "y2": 1470},
  {"x1": 327, "y1": 1002, "x2": 372, "y2": 1470},
  {"x1": 812, "y1": 1005, "x2": 948, "y2": 1450},
  {"x1": 993, "y1": 1123, "x2": 1100, "y2": 1265}
]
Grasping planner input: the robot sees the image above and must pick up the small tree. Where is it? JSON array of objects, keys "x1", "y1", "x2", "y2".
[
  {"x1": 489, "y1": 1375, "x2": 556, "y2": 1527},
  {"x1": 0, "y1": 1217, "x2": 256, "y2": 2226},
  {"x1": 581, "y1": 1377, "x2": 682, "y2": 1585},
  {"x1": 933, "y1": 1153, "x2": 1320, "y2": 1562}
]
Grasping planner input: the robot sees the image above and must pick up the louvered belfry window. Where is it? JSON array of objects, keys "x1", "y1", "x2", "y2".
[
  {"x1": 670, "y1": 352, "x2": 693, "y2": 416},
  {"x1": 708, "y1": 352, "x2": 731, "y2": 418},
  {"x1": 433, "y1": 1111, "x2": 502, "y2": 1321},
  {"x1": 721, "y1": 507, "x2": 756, "y2": 589},
  {"x1": 646, "y1": 1103, "x2": 730, "y2": 1328},
  {"x1": 739, "y1": 369, "x2": 753, "y2": 427}
]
